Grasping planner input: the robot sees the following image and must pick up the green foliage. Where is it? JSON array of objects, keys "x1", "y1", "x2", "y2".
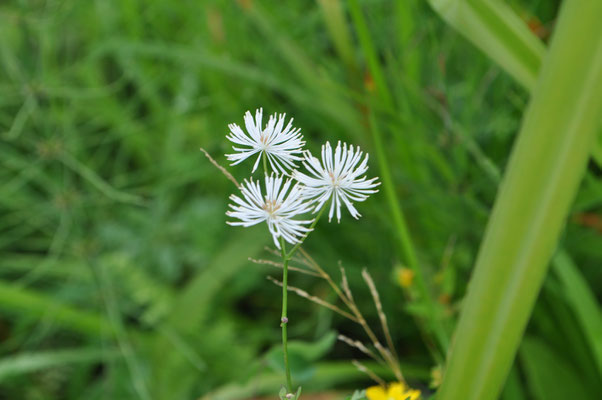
[
  {"x1": 0, "y1": 0, "x2": 600, "y2": 399},
  {"x1": 347, "y1": 389, "x2": 367, "y2": 400},
  {"x1": 266, "y1": 331, "x2": 337, "y2": 382},
  {"x1": 520, "y1": 337, "x2": 593, "y2": 400}
]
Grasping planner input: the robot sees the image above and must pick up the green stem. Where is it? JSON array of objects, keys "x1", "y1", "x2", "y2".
[
  {"x1": 347, "y1": 0, "x2": 449, "y2": 354},
  {"x1": 368, "y1": 110, "x2": 449, "y2": 354},
  {"x1": 279, "y1": 237, "x2": 293, "y2": 393},
  {"x1": 277, "y1": 205, "x2": 326, "y2": 393},
  {"x1": 286, "y1": 206, "x2": 326, "y2": 259},
  {"x1": 262, "y1": 152, "x2": 268, "y2": 175}
]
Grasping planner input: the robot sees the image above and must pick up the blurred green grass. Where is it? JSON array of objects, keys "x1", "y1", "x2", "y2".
[{"x1": 0, "y1": 0, "x2": 600, "y2": 399}]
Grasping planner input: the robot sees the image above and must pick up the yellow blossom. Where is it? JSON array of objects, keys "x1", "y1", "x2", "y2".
[
  {"x1": 398, "y1": 268, "x2": 415, "y2": 288},
  {"x1": 366, "y1": 382, "x2": 421, "y2": 400},
  {"x1": 430, "y1": 366, "x2": 442, "y2": 388}
]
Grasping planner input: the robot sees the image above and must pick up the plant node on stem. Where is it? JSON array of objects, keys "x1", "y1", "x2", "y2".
[{"x1": 277, "y1": 205, "x2": 326, "y2": 394}]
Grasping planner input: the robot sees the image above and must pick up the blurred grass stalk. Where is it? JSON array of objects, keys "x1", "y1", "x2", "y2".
[
  {"x1": 437, "y1": 1, "x2": 602, "y2": 400},
  {"x1": 346, "y1": 0, "x2": 450, "y2": 354},
  {"x1": 428, "y1": 0, "x2": 545, "y2": 92},
  {"x1": 317, "y1": 0, "x2": 356, "y2": 73}
]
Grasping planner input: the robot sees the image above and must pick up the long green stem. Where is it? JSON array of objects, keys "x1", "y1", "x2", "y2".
[
  {"x1": 368, "y1": 111, "x2": 449, "y2": 354},
  {"x1": 279, "y1": 237, "x2": 293, "y2": 393},
  {"x1": 277, "y1": 205, "x2": 326, "y2": 393},
  {"x1": 346, "y1": 0, "x2": 449, "y2": 354},
  {"x1": 437, "y1": 1, "x2": 602, "y2": 398}
]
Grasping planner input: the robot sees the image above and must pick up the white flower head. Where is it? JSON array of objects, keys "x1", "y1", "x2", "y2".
[
  {"x1": 226, "y1": 108, "x2": 305, "y2": 175},
  {"x1": 293, "y1": 141, "x2": 380, "y2": 223},
  {"x1": 226, "y1": 174, "x2": 314, "y2": 249}
]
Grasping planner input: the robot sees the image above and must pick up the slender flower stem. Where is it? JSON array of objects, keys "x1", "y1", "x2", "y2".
[
  {"x1": 286, "y1": 206, "x2": 326, "y2": 259},
  {"x1": 262, "y1": 152, "x2": 268, "y2": 175},
  {"x1": 279, "y1": 237, "x2": 293, "y2": 393},
  {"x1": 277, "y1": 205, "x2": 326, "y2": 393},
  {"x1": 368, "y1": 110, "x2": 449, "y2": 354}
]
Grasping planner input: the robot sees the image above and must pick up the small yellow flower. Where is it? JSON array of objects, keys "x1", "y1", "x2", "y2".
[
  {"x1": 398, "y1": 268, "x2": 415, "y2": 289},
  {"x1": 366, "y1": 383, "x2": 421, "y2": 400},
  {"x1": 430, "y1": 365, "x2": 443, "y2": 388}
]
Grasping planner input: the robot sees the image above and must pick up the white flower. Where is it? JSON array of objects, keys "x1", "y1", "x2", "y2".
[
  {"x1": 226, "y1": 174, "x2": 314, "y2": 249},
  {"x1": 293, "y1": 141, "x2": 380, "y2": 222},
  {"x1": 226, "y1": 108, "x2": 305, "y2": 175}
]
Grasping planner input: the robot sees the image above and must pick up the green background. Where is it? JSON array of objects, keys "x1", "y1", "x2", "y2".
[{"x1": 0, "y1": 1, "x2": 599, "y2": 399}]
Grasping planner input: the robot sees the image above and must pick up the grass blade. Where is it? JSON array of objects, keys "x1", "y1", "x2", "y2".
[
  {"x1": 437, "y1": 1, "x2": 602, "y2": 399},
  {"x1": 0, "y1": 280, "x2": 113, "y2": 337},
  {"x1": 347, "y1": 0, "x2": 450, "y2": 354},
  {"x1": 519, "y1": 337, "x2": 593, "y2": 400},
  {"x1": 0, "y1": 348, "x2": 119, "y2": 383},
  {"x1": 553, "y1": 250, "x2": 602, "y2": 376},
  {"x1": 317, "y1": 0, "x2": 356, "y2": 71},
  {"x1": 347, "y1": 0, "x2": 394, "y2": 108},
  {"x1": 427, "y1": 0, "x2": 545, "y2": 91}
]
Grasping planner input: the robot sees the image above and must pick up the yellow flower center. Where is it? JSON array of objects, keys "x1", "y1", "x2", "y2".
[{"x1": 262, "y1": 199, "x2": 281, "y2": 215}]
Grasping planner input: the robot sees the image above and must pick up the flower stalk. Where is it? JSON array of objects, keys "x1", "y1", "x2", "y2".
[
  {"x1": 279, "y1": 237, "x2": 294, "y2": 392},
  {"x1": 286, "y1": 205, "x2": 326, "y2": 259},
  {"x1": 278, "y1": 204, "x2": 326, "y2": 392}
]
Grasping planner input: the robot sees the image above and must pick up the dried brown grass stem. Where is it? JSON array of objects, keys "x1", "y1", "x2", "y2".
[
  {"x1": 352, "y1": 360, "x2": 386, "y2": 387},
  {"x1": 267, "y1": 276, "x2": 359, "y2": 322},
  {"x1": 249, "y1": 258, "x2": 321, "y2": 277},
  {"x1": 200, "y1": 148, "x2": 240, "y2": 188}
]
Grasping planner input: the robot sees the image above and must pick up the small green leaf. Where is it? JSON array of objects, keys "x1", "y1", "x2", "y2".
[
  {"x1": 265, "y1": 332, "x2": 337, "y2": 381},
  {"x1": 279, "y1": 386, "x2": 288, "y2": 400},
  {"x1": 293, "y1": 386, "x2": 302, "y2": 400},
  {"x1": 350, "y1": 389, "x2": 367, "y2": 400}
]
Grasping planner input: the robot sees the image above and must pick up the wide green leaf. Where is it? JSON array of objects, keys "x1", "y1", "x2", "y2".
[{"x1": 437, "y1": 1, "x2": 602, "y2": 399}]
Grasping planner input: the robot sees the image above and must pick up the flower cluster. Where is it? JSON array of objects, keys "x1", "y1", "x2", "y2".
[{"x1": 225, "y1": 108, "x2": 380, "y2": 248}]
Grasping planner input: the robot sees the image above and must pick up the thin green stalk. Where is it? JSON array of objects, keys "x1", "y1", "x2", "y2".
[
  {"x1": 347, "y1": 0, "x2": 394, "y2": 109},
  {"x1": 262, "y1": 152, "x2": 268, "y2": 175},
  {"x1": 279, "y1": 237, "x2": 293, "y2": 393},
  {"x1": 553, "y1": 250, "x2": 602, "y2": 377},
  {"x1": 317, "y1": 0, "x2": 356, "y2": 73},
  {"x1": 396, "y1": 0, "x2": 421, "y2": 83},
  {"x1": 277, "y1": 205, "x2": 326, "y2": 392},
  {"x1": 437, "y1": 1, "x2": 602, "y2": 398},
  {"x1": 368, "y1": 111, "x2": 449, "y2": 354},
  {"x1": 347, "y1": 0, "x2": 449, "y2": 354},
  {"x1": 286, "y1": 206, "x2": 326, "y2": 259}
]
